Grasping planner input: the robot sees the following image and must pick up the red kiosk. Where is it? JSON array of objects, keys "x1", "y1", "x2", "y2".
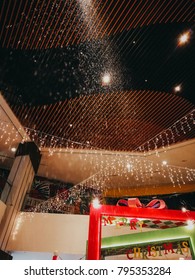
[{"x1": 87, "y1": 200, "x2": 195, "y2": 260}]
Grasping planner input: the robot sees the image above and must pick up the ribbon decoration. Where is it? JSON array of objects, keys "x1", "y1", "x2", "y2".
[{"x1": 117, "y1": 198, "x2": 167, "y2": 209}]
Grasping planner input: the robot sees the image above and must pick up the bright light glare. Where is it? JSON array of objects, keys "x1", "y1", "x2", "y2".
[
  {"x1": 181, "y1": 207, "x2": 187, "y2": 213},
  {"x1": 187, "y1": 220, "x2": 194, "y2": 230},
  {"x1": 11, "y1": 147, "x2": 17, "y2": 152},
  {"x1": 174, "y1": 84, "x2": 182, "y2": 93},
  {"x1": 127, "y1": 163, "x2": 132, "y2": 171},
  {"x1": 102, "y1": 73, "x2": 111, "y2": 85},
  {"x1": 162, "y1": 160, "x2": 167, "y2": 166},
  {"x1": 178, "y1": 31, "x2": 190, "y2": 46},
  {"x1": 92, "y1": 198, "x2": 101, "y2": 209}
]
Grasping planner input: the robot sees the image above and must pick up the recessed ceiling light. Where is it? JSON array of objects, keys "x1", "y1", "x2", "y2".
[
  {"x1": 174, "y1": 84, "x2": 182, "y2": 93},
  {"x1": 178, "y1": 31, "x2": 191, "y2": 46},
  {"x1": 102, "y1": 73, "x2": 111, "y2": 86}
]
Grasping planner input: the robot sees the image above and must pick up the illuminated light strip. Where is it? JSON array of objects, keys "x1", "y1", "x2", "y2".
[
  {"x1": 37, "y1": 0, "x2": 59, "y2": 49},
  {"x1": 24, "y1": 106, "x2": 38, "y2": 128},
  {"x1": 65, "y1": 1, "x2": 94, "y2": 47},
  {"x1": 99, "y1": 0, "x2": 124, "y2": 39},
  {"x1": 131, "y1": 0, "x2": 154, "y2": 29},
  {"x1": 21, "y1": 0, "x2": 40, "y2": 49},
  {"x1": 158, "y1": 0, "x2": 179, "y2": 24},
  {"x1": 162, "y1": 0, "x2": 185, "y2": 24},
  {"x1": 165, "y1": 1, "x2": 189, "y2": 23},
  {"x1": 64, "y1": 10, "x2": 80, "y2": 47},
  {"x1": 12, "y1": 91, "x2": 195, "y2": 152},
  {"x1": 38, "y1": 102, "x2": 60, "y2": 133},
  {"x1": 120, "y1": 0, "x2": 144, "y2": 32},
  {"x1": 138, "y1": 93, "x2": 181, "y2": 130},
  {"x1": 50, "y1": 2, "x2": 69, "y2": 48},
  {"x1": 114, "y1": 0, "x2": 142, "y2": 32},
  {"x1": 112, "y1": 0, "x2": 136, "y2": 35},
  {"x1": 64, "y1": 96, "x2": 100, "y2": 139},
  {"x1": 43, "y1": 101, "x2": 69, "y2": 136},
  {"x1": 0, "y1": 0, "x2": 12, "y2": 40},
  {"x1": 57, "y1": 0, "x2": 77, "y2": 48},
  {"x1": 90, "y1": 0, "x2": 113, "y2": 41},
  {"x1": 182, "y1": 9, "x2": 194, "y2": 22},
  {"x1": 174, "y1": 3, "x2": 194, "y2": 22},
  {"x1": 33, "y1": 0, "x2": 52, "y2": 49},
  {"x1": 64, "y1": 95, "x2": 103, "y2": 141},
  {"x1": 171, "y1": 1, "x2": 193, "y2": 23},
  {"x1": 11, "y1": 0, "x2": 29, "y2": 48},
  {"x1": 128, "y1": 0, "x2": 150, "y2": 30},
  {"x1": 107, "y1": 0, "x2": 129, "y2": 36},
  {"x1": 134, "y1": 0, "x2": 157, "y2": 28},
  {"x1": 52, "y1": 97, "x2": 76, "y2": 138},
  {"x1": 136, "y1": 101, "x2": 193, "y2": 150},
  {"x1": 15, "y1": 1, "x2": 35, "y2": 49},
  {"x1": 50, "y1": 2, "x2": 72, "y2": 48},
  {"x1": 26, "y1": 1, "x2": 47, "y2": 50},
  {"x1": 46, "y1": 2, "x2": 68, "y2": 49},
  {"x1": 116, "y1": 91, "x2": 173, "y2": 151},
  {"x1": 100, "y1": 91, "x2": 139, "y2": 150},
  {"x1": 135, "y1": 108, "x2": 195, "y2": 152},
  {"x1": 146, "y1": 0, "x2": 165, "y2": 26},
  {"x1": 39, "y1": 0, "x2": 61, "y2": 49},
  {"x1": 85, "y1": 92, "x2": 127, "y2": 149},
  {"x1": 77, "y1": 0, "x2": 107, "y2": 45},
  {"x1": 2, "y1": 0, "x2": 19, "y2": 48},
  {"x1": 54, "y1": 98, "x2": 84, "y2": 138},
  {"x1": 50, "y1": 99, "x2": 72, "y2": 138},
  {"x1": 50, "y1": 98, "x2": 80, "y2": 138},
  {"x1": 140, "y1": 0, "x2": 161, "y2": 27},
  {"x1": 152, "y1": 0, "x2": 174, "y2": 25},
  {"x1": 72, "y1": 1, "x2": 101, "y2": 45}
]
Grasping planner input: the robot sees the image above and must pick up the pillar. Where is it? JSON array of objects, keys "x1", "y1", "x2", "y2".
[{"x1": 0, "y1": 141, "x2": 41, "y2": 252}]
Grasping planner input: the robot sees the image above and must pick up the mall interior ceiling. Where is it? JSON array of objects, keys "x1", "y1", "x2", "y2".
[{"x1": 0, "y1": 0, "x2": 195, "y2": 210}]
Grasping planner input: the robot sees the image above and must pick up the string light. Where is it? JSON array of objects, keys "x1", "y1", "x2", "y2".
[
  {"x1": 135, "y1": 109, "x2": 195, "y2": 154},
  {"x1": 1, "y1": 106, "x2": 195, "y2": 214}
]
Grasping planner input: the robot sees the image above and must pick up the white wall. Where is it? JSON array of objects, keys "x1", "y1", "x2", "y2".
[
  {"x1": 7, "y1": 212, "x2": 89, "y2": 256},
  {"x1": 0, "y1": 200, "x2": 6, "y2": 223}
]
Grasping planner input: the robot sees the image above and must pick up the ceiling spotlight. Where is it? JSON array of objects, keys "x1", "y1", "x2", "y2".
[
  {"x1": 102, "y1": 73, "x2": 111, "y2": 86},
  {"x1": 178, "y1": 31, "x2": 190, "y2": 46},
  {"x1": 11, "y1": 147, "x2": 17, "y2": 152},
  {"x1": 174, "y1": 84, "x2": 182, "y2": 93}
]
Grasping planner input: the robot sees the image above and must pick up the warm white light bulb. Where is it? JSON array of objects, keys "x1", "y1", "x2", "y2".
[
  {"x1": 181, "y1": 207, "x2": 187, "y2": 213},
  {"x1": 178, "y1": 31, "x2": 190, "y2": 46},
  {"x1": 92, "y1": 198, "x2": 101, "y2": 209},
  {"x1": 162, "y1": 160, "x2": 167, "y2": 166},
  {"x1": 174, "y1": 84, "x2": 182, "y2": 93},
  {"x1": 102, "y1": 73, "x2": 111, "y2": 85}
]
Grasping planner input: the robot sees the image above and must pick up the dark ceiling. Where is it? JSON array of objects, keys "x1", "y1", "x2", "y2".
[{"x1": 0, "y1": 0, "x2": 194, "y2": 152}]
